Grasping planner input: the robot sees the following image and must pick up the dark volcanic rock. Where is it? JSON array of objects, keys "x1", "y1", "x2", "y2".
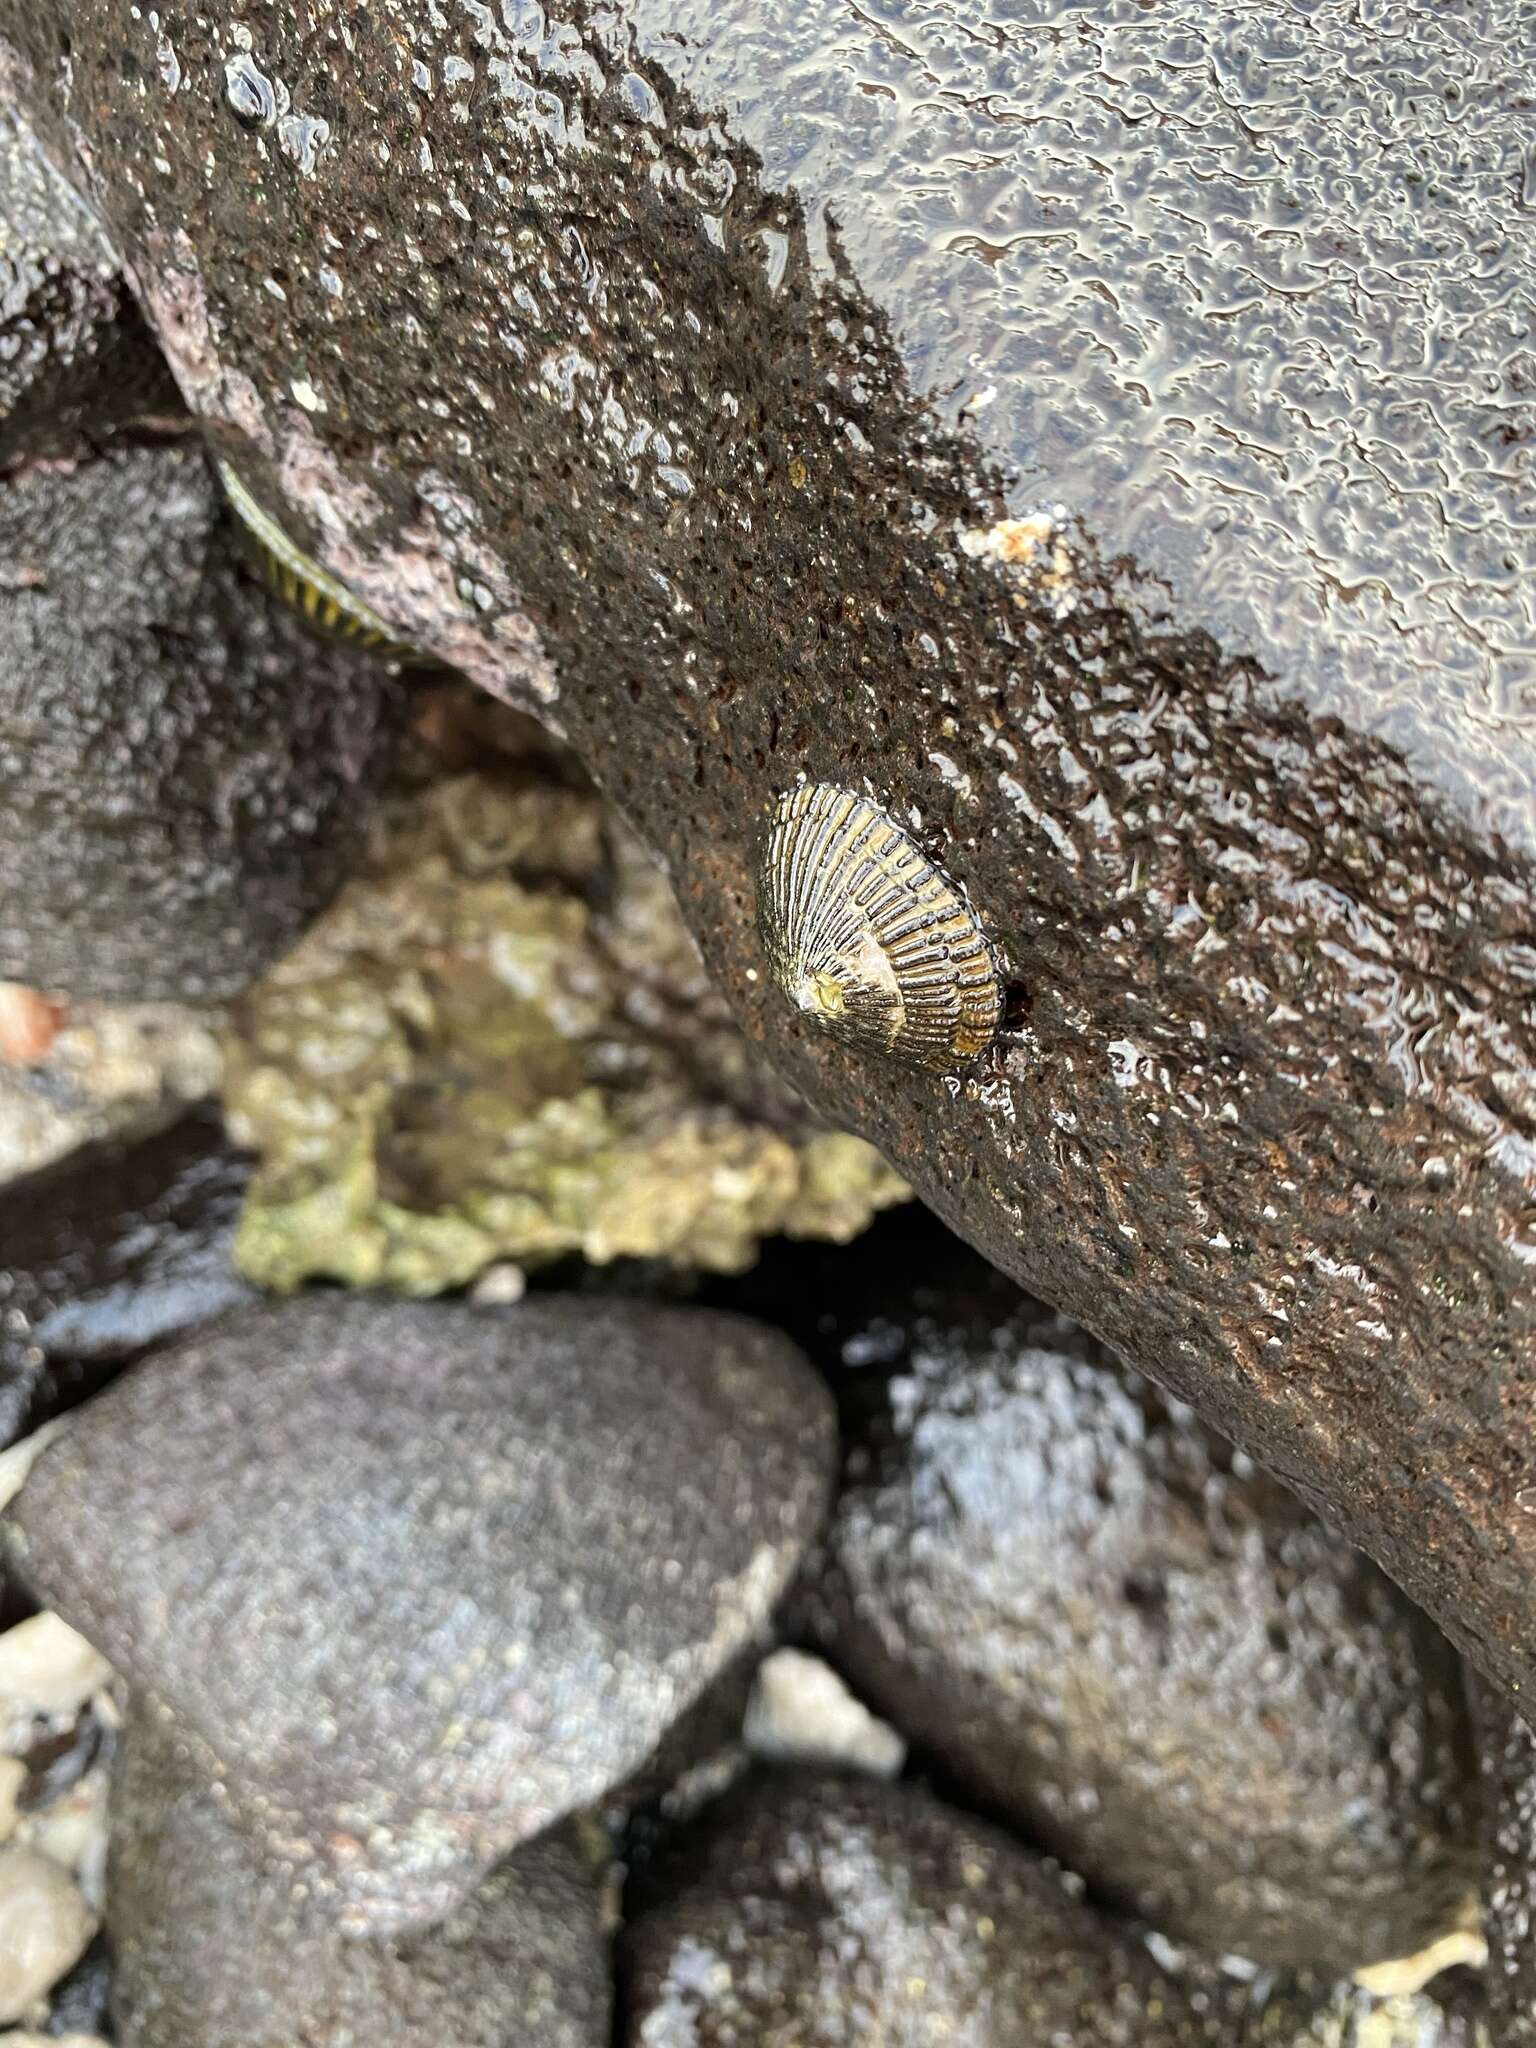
[
  {"x1": 5, "y1": 1, "x2": 1536, "y2": 1706},
  {"x1": 110, "y1": 1705, "x2": 610, "y2": 2048},
  {"x1": 0, "y1": 443, "x2": 401, "y2": 1003},
  {"x1": 0, "y1": 89, "x2": 182, "y2": 465},
  {"x1": 5, "y1": 1294, "x2": 835, "y2": 1936},
  {"x1": 1469, "y1": 1673, "x2": 1536, "y2": 2044},
  {"x1": 0, "y1": 1103, "x2": 253, "y2": 1450},
  {"x1": 623, "y1": 1770, "x2": 1236, "y2": 2046},
  {"x1": 801, "y1": 1236, "x2": 1479, "y2": 1972}
]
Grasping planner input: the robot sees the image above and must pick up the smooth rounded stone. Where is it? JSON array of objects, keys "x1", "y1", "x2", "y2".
[
  {"x1": 0, "y1": 1844, "x2": 94, "y2": 2025},
  {"x1": 1469, "y1": 1673, "x2": 1536, "y2": 2043},
  {"x1": 109, "y1": 1708, "x2": 610, "y2": 2048},
  {"x1": 803, "y1": 1255, "x2": 1478, "y2": 1973},
  {"x1": 624, "y1": 1770, "x2": 1236, "y2": 2045},
  {"x1": 5, "y1": 1294, "x2": 835, "y2": 1935},
  {"x1": 0, "y1": 1104, "x2": 254, "y2": 1450},
  {"x1": 0, "y1": 445, "x2": 401, "y2": 1004}
]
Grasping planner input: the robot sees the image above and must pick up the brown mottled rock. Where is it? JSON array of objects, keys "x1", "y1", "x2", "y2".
[
  {"x1": 800, "y1": 1232, "x2": 1479, "y2": 1973},
  {"x1": 3, "y1": 0, "x2": 1535, "y2": 1711},
  {"x1": 1469, "y1": 1672, "x2": 1536, "y2": 2043},
  {"x1": 4, "y1": 1294, "x2": 834, "y2": 1935},
  {"x1": 624, "y1": 1770, "x2": 1237, "y2": 2045},
  {"x1": 110, "y1": 1706, "x2": 610, "y2": 2048}
]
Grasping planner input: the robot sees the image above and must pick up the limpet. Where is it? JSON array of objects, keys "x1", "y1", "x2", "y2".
[
  {"x1": 755, "y1": 782, "x2": 1002, "y2": 1072},
  {"x1": 215, "y1": 459, "x2": 414, "y2": 657}
]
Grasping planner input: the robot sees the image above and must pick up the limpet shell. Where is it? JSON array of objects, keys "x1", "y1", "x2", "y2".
[
  {"x1": 216, "y1": 459, "x2": 415, "y2": 657},
  {"x1": 755, "y1": 782, "x2": 1002, "y2": 1072}
]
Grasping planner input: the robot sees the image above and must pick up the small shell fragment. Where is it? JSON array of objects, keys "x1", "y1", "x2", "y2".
[
  {"x1": 755, "y1": 782, "x2": 1001, "y2": 1072},
  {"x1": 215, "y1": 458, "x2": 417, "y2": 657}
]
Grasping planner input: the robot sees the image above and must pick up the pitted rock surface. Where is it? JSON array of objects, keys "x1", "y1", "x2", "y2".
[
  {"x1": 0, "y1": 88, "x2": 182, "y2": 464},
  {"x1": 110, "y1": 1707, "x2": 610, "y2": 2048},
  {"x1": 0, "y1": 1104, "x2": 253, "y2": 1450},
  {"x1": 5, "y1": 2, "x2": 1536, "y2": 1705},
  {"x1": 624, "y1": 1770, "x2": 1238, "y2": 2046},
  {"x1": 1469, "y1": 1672, "x2": 1536, "y2": 2044},
  {"x1": 800, "y1": 1236, "x2": 1479, "y2": 1972},
  {"x1": 4, "y1": 1294, "x2": 834, "y2": 1935},
  {"x1": 0, "y1": 445, "x2": 402, "y2": 1003}
]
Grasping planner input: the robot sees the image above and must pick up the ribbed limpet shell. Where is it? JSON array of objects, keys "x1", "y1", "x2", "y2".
[
  {"x1": 216, "y1": 459, "x2": 416, "y2": 658},
  {"x1": 755, "y1": 782, "x2": 1002, "y2": 1072}
]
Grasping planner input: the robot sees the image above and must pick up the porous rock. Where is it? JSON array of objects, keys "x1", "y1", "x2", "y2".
[
  {"x1": 4, "y1": 1293, "x2": 835, "y2": 1935},
  {"x1": 624, "y1": 1770, "x2": 1237, "y2": 2045},
  {"x1": 0, "y1": 1103, "x2": 253, "y2": 1449},
  {"x1": 18, "y1": 0, "x2": 1536, "y2": 1717},
  {"x1": 0, "y1": 444, "x2": 401, "y2": 1003},
  {"x1": 802, "y1": 1231, "x2": 1478, "y2": 1972},
  {"x1": 109, "y1": 1706, "x2": 610, "y2": 2048},
  {"x1": 224, "y1": 762, "x2": 907, "y2": 1292},
  {"x1": 1469, "y1": 1672, "x2": 1536, "y2": 2044}
]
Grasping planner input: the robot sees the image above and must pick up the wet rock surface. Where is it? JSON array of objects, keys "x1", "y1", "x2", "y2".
[
  {"x1": 0, "y1": 1104, "x2": 253, "y2": 1449},
  {"x1": 3, "y1": 1293, "x2": 835, "y2": 1935},
  {"x1": 798, "y1": 1224, "x2": 1479, "y2": 1972},
  {"x1": 624, "y1": 1769, "x2": 1239, "y2": 2045},
  {"x1": 13, "y1": 0, "x2": 1534, "y2": 1707},
  {"x1": 109, "y1": 1706, "x2": 611, "y2": 2048},
  {"x1": 1469, "y1": 1673, "x2": 1536, "y2": 2043},
  {"x1": 0, "y1": 443, "x2": 402, "y2": 1004},
  {"x1": 224, "y1": 747, "x2": 906, "y2": 1292}
]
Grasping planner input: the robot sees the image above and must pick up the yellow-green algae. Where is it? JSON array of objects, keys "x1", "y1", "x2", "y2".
[{"x1": 225, "y1": 760, "x2": 908, "y2": 1293}]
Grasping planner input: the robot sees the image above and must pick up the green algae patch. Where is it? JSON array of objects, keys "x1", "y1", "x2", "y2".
[{"x1": 225, "y1": 764, "x2": 907, "y2": 1293}]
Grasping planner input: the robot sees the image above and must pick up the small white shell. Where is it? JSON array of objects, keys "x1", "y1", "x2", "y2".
[{"x1": 755, "y1": 782, "x2": 1001, "y2": 1072}]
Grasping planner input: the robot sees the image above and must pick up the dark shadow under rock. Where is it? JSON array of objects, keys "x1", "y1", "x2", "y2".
[
  {"x1": 110, "y1": 1706, "x2": 610, "y2": 2048},
  {"x1": 4, "y1": 1294, "x2": 835, "y2": 1936},
  {"x1": 0, "y1": 1103, "x2": 254, "y2": 1450},
  {"x1": 0, "y1": 444, "x2": 403, "y2": 1004},
  {"x1": 796, "y1": 1227, "x2": 1479, "y2": 1975}
]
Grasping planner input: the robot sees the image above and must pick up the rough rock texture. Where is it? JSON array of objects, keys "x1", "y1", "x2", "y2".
[
  {"x1": 224, "y1": 756, "x2": 906, "y2": 1291},
  {"x1": 799, "y1": 1226, "x2": 1479, "y2": 1972},
  {"x1": 4, "y1": 1294, "x2": 835, "y2": 1935},
  {"x1": 0, "y1": 1104, "x2": 253, "y2": 1449},
  {"x1": 11, "y1": 0, "x2": 1535, "y2": 1706},
  {"x1": 109, "y1": 1707, "x2": 610, "y2": 2048},
  {"x1": 0, "y1": 443, "x2": 402, "y2": 1004},
  {"x1": 0, "y1": 92, "x2": 183, "y2": 464},
  {"x1": 624, "y1": 1770, "x2": 1243, "y2": 2045},
  {"x1": 1251, "y1": 1983, "x2": 1492, "y2": 2048},
  {"x1": 1469, "y1": 1673, "x2": 1536, "y2": 2044}
]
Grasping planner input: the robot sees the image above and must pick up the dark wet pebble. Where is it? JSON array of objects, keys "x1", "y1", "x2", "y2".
[
  {"x1": 5, "y1": 1294, "x2": 835, "y2": 1935},
  {"x1": 110, "y1": 1705, "x2": 610, "y2": 2048},
  {"x1": 800, "y1": 1241, "x2": 1478, "y2": 1973},
  {"x1": 623, "y1": 1768, "x2": 1238, "y2": 2045},
  {"x1": 0, "y1": 1103, "x2": 253, "y2": 1450},
  {"x1": 0, "y1": 445, "x2": 402, "y2": 1003},
  {"x1": 1469, "y1": 1672, "x2": 1536, "y2": 2043}
]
